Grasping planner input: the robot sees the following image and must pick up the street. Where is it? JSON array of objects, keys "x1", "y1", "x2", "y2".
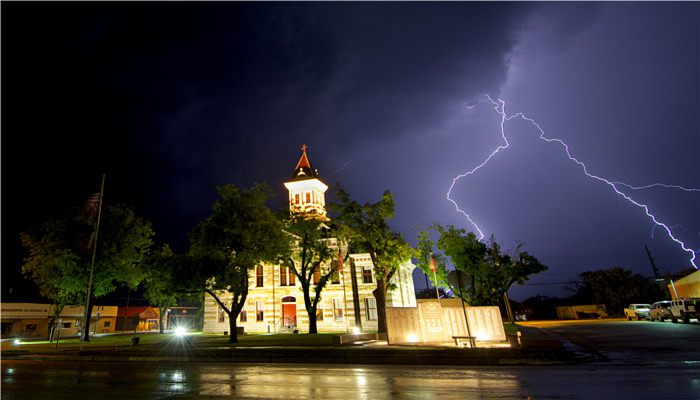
[{"x1": 2, "y1": 360, "x2": 699, "y2": 399}]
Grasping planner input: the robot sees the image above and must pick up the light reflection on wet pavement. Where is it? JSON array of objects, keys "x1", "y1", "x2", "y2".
[{"x1": 2, "y1": 361, "x2": 698, "y2": 399}]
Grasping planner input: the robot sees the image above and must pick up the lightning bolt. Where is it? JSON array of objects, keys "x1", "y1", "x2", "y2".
[
  {"x1": 447, "y1": 95, "x2": 699, "y2": 269},
  {"x1": 329, "y1": 159, "x2": 354, "y2": 176}
]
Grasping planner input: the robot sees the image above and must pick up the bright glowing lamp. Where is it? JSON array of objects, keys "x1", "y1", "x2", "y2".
[
  {"x1": 406, "y1": 333, "x2": 418, "y2": 343},
  {"x1": 174, "y1": 327, "x2": 187, "y2": 337},
  {"x1": 352, "y1": 327, "x2": 361, "y2": 335},
  {"x1": 13, "y1": 339, "x2": 21, "y2": 345}
]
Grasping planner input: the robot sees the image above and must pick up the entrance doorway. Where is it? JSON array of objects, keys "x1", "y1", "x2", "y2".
[{"x1": 281, "y1": 296, "x2": 297, "y2": 328}]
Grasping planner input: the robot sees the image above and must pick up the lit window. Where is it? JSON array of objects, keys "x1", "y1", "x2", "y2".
[
  {"x1": 333, "y1": 299, "x2": 344, "y2": 321},
  {"x1": 218, "y1": 307, "x2": 225, "y2": 323},
  {"x1": 295, "y1": 193, "x2": 300, "y2": 204},
  {"x1": 365, "y1": 298, "x2": 378, "y2": 321},
  {"x1": 306, "y1": 192, "x2": 311, "y2": 203},
  {"x1": 256, "y1": 301, "x2": 264, "y2": 322},
  {"x1": 316, "y1": 305, "x2": 324, "y2": 321},
  {"x1": 280, "y1": 266, "x2": 295, "y2": 286},
  {"x1": 362, "y1": 265, "x2": 373, "y2": 284},
  {"x1": 256, "y1": 265, "x2": 264, "y2": 287},
  {"x1": 313, "y1": 267, "x2": 320, "y2": 284}
]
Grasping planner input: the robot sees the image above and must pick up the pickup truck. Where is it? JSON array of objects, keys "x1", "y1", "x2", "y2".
[
  {"x1": 670, "y1": 298, "x2": 699, "y2": 324},
  {"x1": 624, "y1": 304, "x2": 651, "y2": 320}
]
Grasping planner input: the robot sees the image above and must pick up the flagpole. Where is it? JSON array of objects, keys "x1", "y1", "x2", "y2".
[
  {"x1": 81, "y1": 174, "x2": 105, "y2": 343},
  {"x1": 339, "y1": 249, "x2": 349, "y2": 333},
  {"x1": 430, "y1": 253, "x2": 440, "y2": 300}
]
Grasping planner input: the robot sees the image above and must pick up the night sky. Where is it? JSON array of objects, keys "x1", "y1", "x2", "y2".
[{"x1": 3, "y1": 2, "x2": 698, "y2": 301}]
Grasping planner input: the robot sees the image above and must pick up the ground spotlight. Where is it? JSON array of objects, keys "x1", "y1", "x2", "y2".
[
  {"x1": 174, "y1": 327, "x2": 187, "y2": 337},
  {"x1": 13, "y1": 339, "x2": 21, "y2": 345}
]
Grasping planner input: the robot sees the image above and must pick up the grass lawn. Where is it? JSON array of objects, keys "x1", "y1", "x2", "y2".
[{"x1": 2, "y1": 331, "x2": 351, "y2": 353}]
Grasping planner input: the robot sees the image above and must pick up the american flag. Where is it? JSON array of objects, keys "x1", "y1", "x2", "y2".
[
  {"x1": 84, "y1": 192, "x2": 101, "y2": 224},
  {"x1": 337, "y1": 249, "x2": 343, "y2": 272}
]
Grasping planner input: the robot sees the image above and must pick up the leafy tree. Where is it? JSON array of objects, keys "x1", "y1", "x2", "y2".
[
  {"x1": 143, "y1": 245, "x2": 181, "y2": 333},
  {"x1": 189, "y1": 183, "x2": 290, "y2": 343},
  {"x1": 20, "y1": 204, "x2": 154, "y2": 341},
  {"x1": 567, "y1": 267, "x2": 666, "y2": 315},
  {"x1": 414, "y1": 228, "x2": 449, "y2": 293},
  {"x1": 416, "y1": 225, "x2": 547, "y2": 306},
  {"x1": 330, "y1": 187, "x2": 413, "y2": 334},
  {"x1": 281, "y1": 216, "x2": 335, "y2": 334}
]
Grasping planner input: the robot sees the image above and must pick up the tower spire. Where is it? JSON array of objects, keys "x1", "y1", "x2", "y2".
[{"x1": 285, "y1": 144, "x2": 328, "y2": 220}]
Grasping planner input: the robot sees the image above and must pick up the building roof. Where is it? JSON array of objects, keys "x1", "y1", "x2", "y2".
[
  {"x1": 117, "y1": 306, "x2": 159, "y2": 318},
  {"x1": 290, "y1": 144, "x2": 320, "y2": 181}
]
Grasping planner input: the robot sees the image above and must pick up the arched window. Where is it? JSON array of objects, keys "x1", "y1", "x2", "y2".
[{"x1": 281, "y1": 296, "x2": 296, "y2": 303}]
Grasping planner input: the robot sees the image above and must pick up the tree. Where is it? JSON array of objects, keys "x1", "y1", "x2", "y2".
[
  {"x1": 143, "y1": 245, "x2": 181, "y2": 333},
  {"x1": 281, "y1": 216, "x2": 335, "y2": 334},
  {"x1": 21, "y1": 204, "x2": 154, "y2": 341},
  {"x1": 416, "y1": 225, "x2": 547, "y2": 306},
  {"x1": 330, "y1": 187, "x2": 413, "y2": 334},
  {"x1": 189, "y1": 183, "x2": 290, "y2": 343},
  {"x1": 414, "y1": 228, "x2": 449, "y2": 294},
  {"x1": 568, "y1": 267, "x2": 665, "y2": 315}
]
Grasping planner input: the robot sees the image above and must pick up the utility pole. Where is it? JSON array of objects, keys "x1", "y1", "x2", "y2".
[{"x1": 644, "y1": 245, "x2": 660, "y2": 279}]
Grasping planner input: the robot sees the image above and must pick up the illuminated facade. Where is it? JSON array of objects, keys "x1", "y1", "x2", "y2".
[{"x1": 203, "y1": 145, "x2": 416, "y2": 334}]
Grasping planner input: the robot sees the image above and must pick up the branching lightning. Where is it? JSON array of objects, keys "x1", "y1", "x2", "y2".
[{"x1": 447, "y1": 95, "x2": 699, "y2": 269}]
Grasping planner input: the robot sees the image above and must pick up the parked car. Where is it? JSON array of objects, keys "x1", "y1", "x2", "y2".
[
  {"x1": 649, "y1": 301, "x2": 672, "y2": 322},
  {"x1": 670, "y1": 298, "x2": 699, "y2": 324},
  {"x1": 624, "y1": 304, "x2": 651, "y2": 320}
]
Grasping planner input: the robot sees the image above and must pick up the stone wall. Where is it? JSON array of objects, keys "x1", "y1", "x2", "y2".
[{"x1": 386, "y1": 300, "x2": 505, "y2": 344}]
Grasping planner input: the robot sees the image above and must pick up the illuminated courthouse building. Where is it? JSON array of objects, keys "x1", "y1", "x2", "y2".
[{"x1": 203, "y1": 145, "x2": 416, "y2": 333}]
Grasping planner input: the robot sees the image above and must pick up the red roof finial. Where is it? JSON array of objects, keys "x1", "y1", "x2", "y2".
[{"x1": 295, "y1": 144, "x2": 312, "y2": 171}]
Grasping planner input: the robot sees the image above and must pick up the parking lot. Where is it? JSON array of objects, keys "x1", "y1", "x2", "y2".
[{"x1": 520, "y1": 318, "x2": 700, "y2": 364}]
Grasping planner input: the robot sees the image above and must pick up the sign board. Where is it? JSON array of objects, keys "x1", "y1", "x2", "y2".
[{"x1": 0, "y1": 303, "x2": 51, "y2": 319}]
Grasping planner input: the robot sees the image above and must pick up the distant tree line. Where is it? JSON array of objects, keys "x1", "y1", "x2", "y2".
[{"x1": 516, "y1": 267, "x2": 669, "y2": 319}]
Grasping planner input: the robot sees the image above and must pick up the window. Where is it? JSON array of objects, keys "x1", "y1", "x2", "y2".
[
  {"x1": 240, "y1": 310, "x2": 247, "y2": 323},
  {"x1": 306, "y1": 192, "x2": 311, "y2": 203},
  {"x1": 256, "y1": 301, "x2": 264, "y2": 322},
  {"x1": 218, "y1": 307, "x2": 225, "y2": 323},
  {"x1": 256, "y1": 265, "x2": 264, "y2": 287},
  {"x1": 25, "y1": 324, "x2": 37, "y2": 333},
  {"x1": 295, "y1": 193, "x2": 300, "y2": 204},
  {"x1": 313, "y1": 267, "x2": 320, "y2": 284},
  {"x1": 365, "y1": 298, "x2": 378, "y2": 321},
  {"x1": 103, "y1": 321, "x2": 111, "y2": 328},
  {"x1": 333, "y1": 299, "x2": 344, "y2": 321},
  {"x1": 280, "y1": 265, "x2": 287, "y2": 285},
  {"x1": 62, "y1": 322, "x2": 71, "y2": 329},
  {"x1": 316, "y1": 305, "x2": 324, "y2": 321},
  {"x1": 362, "y1": 265, "x2": 373, "y2": 284},
  {"x1": 280, "y1": 266, "x2": 295, "y2": 286}
]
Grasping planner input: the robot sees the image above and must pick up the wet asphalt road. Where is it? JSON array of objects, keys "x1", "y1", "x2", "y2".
[
  {"x1": 2, "y1": 360, "x2": 699, "y2": 399},
  {"x1": 3, "y1": 320, "x2": 699, "y2": 399}
]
